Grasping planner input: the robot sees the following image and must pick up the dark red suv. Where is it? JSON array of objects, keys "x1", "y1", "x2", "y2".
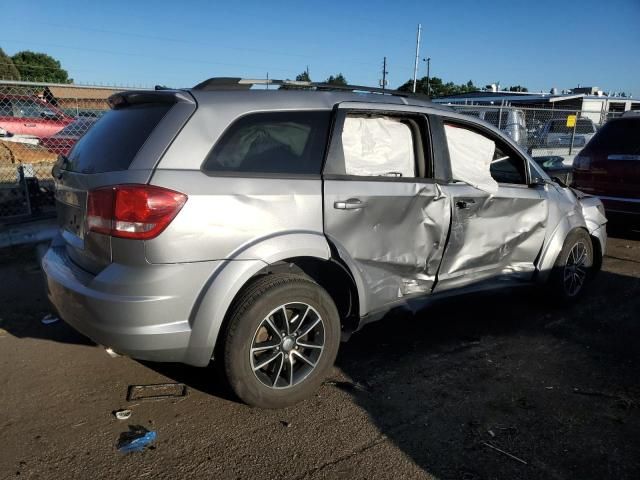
[
  {"x1": 572, "y1": 114, "x2": 640, "y2": 226},
  {"x1": 0, "y1": 94, "x2": 73, "y2": 138}
]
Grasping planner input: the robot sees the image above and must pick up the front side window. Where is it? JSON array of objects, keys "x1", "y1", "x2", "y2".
[
  {"x1": 444, "y1": 122, "x2": 527, "y2": 192},
  {"x1": 203, "y1": 111, "x2": 331, "y2": 175}
]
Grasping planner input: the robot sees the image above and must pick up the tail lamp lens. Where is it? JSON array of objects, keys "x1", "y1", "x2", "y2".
[{"x1": 86, "y1": 185, "x2": 187, "y2": 240}]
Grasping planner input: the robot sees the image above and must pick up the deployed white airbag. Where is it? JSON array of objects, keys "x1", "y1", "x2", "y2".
[
  {"x1": 445, "y1": 124, "x2": 499, "y2": 194},
  {"x1": 342, "y1": 116, "x2": 415, "y2": 177}
]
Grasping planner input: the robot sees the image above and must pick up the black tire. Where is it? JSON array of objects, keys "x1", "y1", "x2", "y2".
[
  {"x1": 548, "y1": 229, "x2": 594, "y2": 303},
  {"x1": 222, "y1": 273, "x2": 340, "y2": 408}
]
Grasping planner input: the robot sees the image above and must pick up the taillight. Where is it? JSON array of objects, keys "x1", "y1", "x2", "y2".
[
  {"x1": 86, "y1": 185, "x2": 187, "y2": 240},
  {"x1": 573, "y1": 155, "x2": 591, "y2": 171}
]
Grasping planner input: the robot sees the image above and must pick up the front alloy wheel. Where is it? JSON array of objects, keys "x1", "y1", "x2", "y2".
[
  {"x1": 549, "y1": 229, "x2": 594, "y2": 303},
  {"x1": 563, "y1": 241, "x2": 589, "y2": 297}
]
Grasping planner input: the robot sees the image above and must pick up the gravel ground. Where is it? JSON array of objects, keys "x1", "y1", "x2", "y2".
[{"x1": 0, "y1": 231, "x2": 639, "y2": 480}]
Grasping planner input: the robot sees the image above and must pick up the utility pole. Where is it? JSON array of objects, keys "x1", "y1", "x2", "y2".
[
  {"x1": 412, "y1": 23, "x2": 422, "y2": 93},
  {"x1": 424, "y1": 57, "x2": 431, "y2": 96},
  {"x1": 381, "y1": 56, "x2": 388, "y2": 91}
]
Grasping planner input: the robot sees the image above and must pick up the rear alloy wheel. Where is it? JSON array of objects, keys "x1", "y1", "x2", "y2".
[
  {"x1": 223, "y1": 273, "x2": 340, "y2": 408},
  {"x1": 549, "y1": 229, "x2": 594, "y2": 302},
  {"x1": 251, "y1": 302, "x2": 325, "y2": 389}
]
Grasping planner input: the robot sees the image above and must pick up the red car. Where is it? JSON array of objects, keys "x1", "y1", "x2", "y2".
[
  {"x1": 572, "y1": 113, "x2": 640, "y2": 226},
  {"x1": 0, "y1": 94, "x2": 73, "y2": 138},
  {"x1": 40, "y1": 117, "x2": 97, "y2": 156}
]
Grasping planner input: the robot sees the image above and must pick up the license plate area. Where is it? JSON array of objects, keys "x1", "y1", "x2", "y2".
[{"x1": 55, "y1": 188, "x2": 87, "y2": 240}]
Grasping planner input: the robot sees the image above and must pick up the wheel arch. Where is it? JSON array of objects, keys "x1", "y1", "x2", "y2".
[
  {"x1": 536, "y1": 214, "x2": 591, "y2": 283},
  {"x1": 188, "y1": 232, "x2": 364, "y2": 366}
]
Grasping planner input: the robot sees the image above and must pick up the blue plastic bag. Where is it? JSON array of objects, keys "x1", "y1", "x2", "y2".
[{"x1": 117, "y1": 426, "x2": 157, "y2": 453}]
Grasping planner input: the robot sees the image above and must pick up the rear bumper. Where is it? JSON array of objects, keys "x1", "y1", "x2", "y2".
[{"x1": 42, "y1": 240, "x2": 221, "y2": 366}]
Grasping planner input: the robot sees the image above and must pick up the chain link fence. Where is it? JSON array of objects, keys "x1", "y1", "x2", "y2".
[
  {"x1": 0, "y1": 80, "x2": 631, "y2": 223},
  {"x1": 0, "y1": 80, "x2": 140, "y2": 222},
  {"x1": 447, "y1": 104, "x2": 622, "y2": 158}
]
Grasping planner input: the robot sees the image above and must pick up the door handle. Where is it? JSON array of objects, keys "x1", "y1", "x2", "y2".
[
  {"x1": 334, "y1": 198, "x2": 365, "y2": 210},
  {"x1": 456, "y1": 198, "x2": 476, "y2": 209}
]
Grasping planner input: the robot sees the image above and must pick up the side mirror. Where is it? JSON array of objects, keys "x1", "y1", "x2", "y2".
[{"x1": 528, "y1": 177, "x2": 547, "y2": 188}]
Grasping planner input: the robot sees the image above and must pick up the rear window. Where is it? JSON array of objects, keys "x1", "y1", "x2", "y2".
[
  {"x1": 585, "y1": 118, "x2": 640, "y2": 155},
  {"x1": 65, "y1": 104, "x2": 172, "y2": 173},
  {"x1": 203, "y1": 111, "x2": 331, "y2": 175}
]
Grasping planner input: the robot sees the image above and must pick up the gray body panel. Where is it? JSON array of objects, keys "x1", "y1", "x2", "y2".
[
  {"x1": 41, "y1": 88, "x2": 608, "y2": 367},
  {"x1": 435, "y1": 183, "x2": 547, "y2": 291},
  {"x1": 323, "y1": 178, "x2": 450, "y2": 314}
]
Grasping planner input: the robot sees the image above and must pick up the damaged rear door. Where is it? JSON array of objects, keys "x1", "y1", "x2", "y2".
[
  {"x1": 434, "y1": 120, "x2": 548, "y2": 291},
  {"x1": 323, "y1": 105, "x2": 451, "y2": 315}
]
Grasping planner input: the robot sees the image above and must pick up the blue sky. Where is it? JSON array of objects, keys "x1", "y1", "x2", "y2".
[{"x1": 3, "y1": 0, "x2": 639, "y2": 95}]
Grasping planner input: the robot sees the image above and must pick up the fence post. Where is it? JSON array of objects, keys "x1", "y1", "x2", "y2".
[
  {"x1": 18, "y1": 165, "x2": 32, "y2": 218},
  {"x1": 569, "y1": 111, "x2": 579, "y2": 155}
]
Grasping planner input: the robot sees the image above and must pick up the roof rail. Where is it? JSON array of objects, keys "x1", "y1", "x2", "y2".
[{"x1": 191, "y1": 77, "x2": 428, "y2": 100}]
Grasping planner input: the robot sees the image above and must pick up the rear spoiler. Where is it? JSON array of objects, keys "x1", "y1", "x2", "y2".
[{"x1": 108, "y1": 90, "x2": 195, "y2": 109}]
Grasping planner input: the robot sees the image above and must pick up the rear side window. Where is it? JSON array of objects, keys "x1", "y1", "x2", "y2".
[
  {"x1": 585, "y1": 118, "x2": 640, "y2": 155},
  {"x1": 65, "y1": 104, "x2": 172, "y2": 173},
  {"x1": 203, "y1": 111, "x2": 331, "y2": 175}
]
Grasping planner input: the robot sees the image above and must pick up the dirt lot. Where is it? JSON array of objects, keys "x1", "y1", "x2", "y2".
[{"x1": 1, "y1": 230, "x2": 639, "y2": 480}]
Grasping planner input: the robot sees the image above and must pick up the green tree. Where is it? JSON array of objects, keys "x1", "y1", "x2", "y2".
[
  {"x1": 0, "y1": 48, "x2": 20, "y2": 80},
  {"x1": 295, "y1": 71, "x2": 311, "y2": 82},
  {"x1": 397, "y1": 77, "x2": 477, "y2": 97},
  {"x1": 325, "y1": 73, "x2": 347, "y2": 86},
  {"x1": 508, "y1": 85, "x2": 528, "y2": 92},
  {"x1": 279, "y1": 70, "x2": 312, "y2": 90},
  {"x1": 11, "y1": 51, "x2": 72, "y2": 83}
]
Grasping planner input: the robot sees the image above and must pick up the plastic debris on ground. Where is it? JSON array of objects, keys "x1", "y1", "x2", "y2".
[
  {"x1": 41, "y1": 313, "x2": 59, "y2": 325},
  {"x1": 126, "y1": 383, "x2": 188, "y2": 402},
  {"x1": 116, "y1": 425, "x2": 157, "y2": 453},
  {"x1": 114, "y1": 409, "x2": 132, "y2": 420}
]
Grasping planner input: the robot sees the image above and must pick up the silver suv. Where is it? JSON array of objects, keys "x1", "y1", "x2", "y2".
[{"x1": 42, "y1": 78, "x2": 607, "y2": 408}]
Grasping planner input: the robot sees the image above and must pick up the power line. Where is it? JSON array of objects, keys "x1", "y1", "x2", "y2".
[
  {"x1": 0, "y1": 39, "x2": 297, "y2": 75},
  {"x1": 0, "y1": 19, "x2": 385, "y2": 69}
]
